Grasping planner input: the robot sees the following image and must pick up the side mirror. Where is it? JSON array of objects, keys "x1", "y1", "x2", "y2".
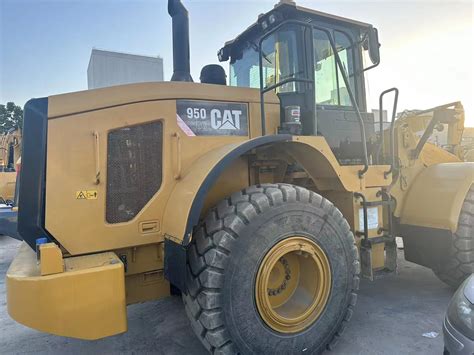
[{"x1": 368, "y1": 26, "x2": 380, "y2": 65}]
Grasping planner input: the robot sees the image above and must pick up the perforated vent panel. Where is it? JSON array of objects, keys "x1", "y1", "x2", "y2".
[{"x1": 106, "y1": 121, "x2": 163, "y2": 223}]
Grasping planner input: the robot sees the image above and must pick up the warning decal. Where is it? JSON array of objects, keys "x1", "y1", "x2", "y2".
[
  {"x1": 76, "y1": 190, "x2": 98, "y2": 200},
  {"x1": 176, "y1": 100, "x2": 248, "y2": 136}
]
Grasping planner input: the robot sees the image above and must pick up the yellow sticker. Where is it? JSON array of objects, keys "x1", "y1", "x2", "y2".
[{"x1": 76, "y1": 190, "x2": 98, "y2": 200}]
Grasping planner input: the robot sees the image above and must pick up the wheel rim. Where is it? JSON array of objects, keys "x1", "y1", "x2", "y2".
[{"x1": 255, "y1": 236, "x2": 331, "y2": 333}]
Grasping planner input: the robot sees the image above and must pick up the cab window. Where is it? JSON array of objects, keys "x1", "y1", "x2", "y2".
[
  {"x1": 230, "y1": 24, "x2": 304, "y2": 93},
  {"x1": 314, "y1": 29, "x2": 355, "y2": 107},
  {"x1": 229, "y1": 46, "x2": 260, "y2": 88}
]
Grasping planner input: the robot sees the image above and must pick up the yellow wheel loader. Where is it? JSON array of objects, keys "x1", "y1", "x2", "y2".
[
  {"x1": 466, "y1": 149, "x2": 474, "y2": 162},
  {"x1": 0, "y1": 129, "x2": 21, "y2": 239},
  {"x1": 6, "y1": 0, "x2": 473, "y2": 353},
  {"x1": 464, "y1": 128, "x2": 474, "y2": 161},
  {"x1": 0, "y1": 129, "x2": 21, "y2": 204}
]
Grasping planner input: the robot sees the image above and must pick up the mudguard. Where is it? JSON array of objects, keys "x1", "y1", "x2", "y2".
[
  {"x1": 162, "y1": 135, "x2": 391, "y2": 246},
  {"x1": 161, "y1": 134, "x2": 391, "y2": 290},
  {"x1": 400, "y1": 162, "x2": 474, "y2": 232},
  {"x1": 162, "y1": 135, "x2": 291, "y2": 245}
]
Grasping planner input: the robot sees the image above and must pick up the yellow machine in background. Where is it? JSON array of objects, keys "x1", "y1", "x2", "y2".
[
  {"x1": 0, "y1": 129, "x2": 21, "y2": 203},
  {"x1": 6, "y1": 1, "x2": 473, "y2": 353},
  {"x1": 463, "y1": 127, "x2": 474, "y2": 161},
  {"x1": 466, "y1": 149, "x2": 474, "y2": 162}
]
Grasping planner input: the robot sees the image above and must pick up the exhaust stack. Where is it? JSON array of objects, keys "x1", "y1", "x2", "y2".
[{"x1": 168, "y1": 0, "x2": 193, "y2": 82}]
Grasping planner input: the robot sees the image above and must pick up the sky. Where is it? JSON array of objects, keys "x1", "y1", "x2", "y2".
[{"x1": 1, "y1": 0, "x2": 473, "y2": 125}]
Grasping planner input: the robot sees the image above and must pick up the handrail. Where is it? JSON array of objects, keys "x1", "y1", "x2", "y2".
[
  {"x1": 376, "y1": 189, "x2": 393, "y2": 237},
  {"x1": 377, "y1": 88, "x2": 399, "y2": 178},
  {"x1": 93, "y1": 131, "x2": 101, "y2": 185},
  {"x1": 261, "y1": 77, "x2": 313, "y2": 95},
  {"x1": 172, "y1": 132, "x2": 182, "y2": 180}
]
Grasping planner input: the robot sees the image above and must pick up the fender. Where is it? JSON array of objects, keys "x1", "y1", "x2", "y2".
[
  {"x1": 162, "y1": 134, "x2": 392, "y2": 290},
  {"x1": 162, "y1": 134, "x2": 290, "y2": 291},
  {"x1": 163, "y1": 135, "x2": 393, "y2": 246},
  {"x1": 400, "y1": 162, "x2": 474, "y2": 232},
  {"x1": 162, "y1": 134, "x2": 291, "y2": 246}
]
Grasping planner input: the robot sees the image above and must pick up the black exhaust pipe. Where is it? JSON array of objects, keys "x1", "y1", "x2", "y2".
[{"x1": 168, "y1": 0, "x2": 193, "y2": 82}]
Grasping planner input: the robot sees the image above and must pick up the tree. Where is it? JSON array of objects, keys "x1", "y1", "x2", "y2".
[{"x1": 0, "y1": 102, "x2": 23, "y2": 133}]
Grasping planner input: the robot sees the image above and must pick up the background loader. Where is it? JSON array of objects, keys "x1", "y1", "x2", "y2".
[
  {"x1": 0, "y1": 129, "x2": 21, "y2": 239},
  {"x1": 463, "y1": 127, "x2": 474, "y2": 161},
  {"x1": 6, "y1": 0, "x2": 473, "y2": 354},
  {"x1": 0, "y1": 129, "x2": 21, "y2": 205}
]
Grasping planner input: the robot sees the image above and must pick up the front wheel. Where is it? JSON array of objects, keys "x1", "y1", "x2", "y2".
[
  {"x1": 433, "y1": 186, "x2": 474, "y2": 288},
  {"x1": 183, "y1": 184, "x2": 359, "y2": 354}
]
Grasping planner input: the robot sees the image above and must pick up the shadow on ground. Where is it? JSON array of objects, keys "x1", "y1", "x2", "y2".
[{"x1": 0, "y1": 237, "x2": 453, "y2": 354}]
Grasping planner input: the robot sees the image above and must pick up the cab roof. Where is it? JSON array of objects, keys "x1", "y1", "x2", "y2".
[{"x1": 218, "y1": 0, "x2": 374, "y2": 62}]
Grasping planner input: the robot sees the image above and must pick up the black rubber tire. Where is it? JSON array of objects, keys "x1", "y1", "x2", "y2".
[
  {"x1": 433, "y1": 186, "x2": 474, "y2": 288},
  {"x1": 182, "y1": 184, "x2": 360, "y2": 354}
]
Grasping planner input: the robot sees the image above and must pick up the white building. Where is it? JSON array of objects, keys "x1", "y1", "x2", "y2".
[{"x1": 87, "y1": 49, "x2": 164, "y2": 89}]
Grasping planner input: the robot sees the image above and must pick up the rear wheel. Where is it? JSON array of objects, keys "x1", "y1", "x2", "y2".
[
  {"x1": 183, "y1": 184, "x2": 359, "y2": 354},
  {"x1": 433, "y1": 186, "x2": 474, "y2": 288}
]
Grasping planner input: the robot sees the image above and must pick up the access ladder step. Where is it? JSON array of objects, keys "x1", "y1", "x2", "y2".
[
  {"x1": 361, "y1": 235, "x2": 395, "y2": 246},
  {"x1": 361, "y1": 200, "x2": 395, "y2": 208},
  {"x1": 360, "y1": 238, "x2": 397, "y2": 281}
]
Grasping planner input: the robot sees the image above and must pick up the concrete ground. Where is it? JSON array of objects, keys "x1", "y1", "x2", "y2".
[{"x1": 0, "y1": 237, "x2": 453, "y2": 354}]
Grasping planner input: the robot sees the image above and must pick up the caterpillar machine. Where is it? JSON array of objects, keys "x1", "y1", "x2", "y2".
[
  {"x1": 0, "y1": 129, "x2": 21, "y2": 204},
  {"x1": 6, "y1": 0, "x2": 474, "y2": 353},
  {"x1": 463, "y1": 128, "x2": 474, "y2": 162},
  {"x1": 0, "y1": 129, "x2": 21, "y2": 239}
]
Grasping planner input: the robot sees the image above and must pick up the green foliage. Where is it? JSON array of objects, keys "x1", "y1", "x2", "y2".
[{"x1": 0, "y1": 102, "x2": 23, "y2": 133}]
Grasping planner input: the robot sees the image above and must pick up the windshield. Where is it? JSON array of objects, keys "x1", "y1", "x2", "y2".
[
  {"x1": 230, "y1": 24, "x2": 304, "y2": 92},
  {"x1": 230, "y1": 24, "x2": 357, "y2": 106}
]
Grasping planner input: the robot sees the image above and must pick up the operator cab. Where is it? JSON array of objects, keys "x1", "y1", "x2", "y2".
[{"x1": 218, "y1": 0, "x2": 382, "y2": 166}]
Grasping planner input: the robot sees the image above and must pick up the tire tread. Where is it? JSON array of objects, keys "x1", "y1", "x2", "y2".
[
  {"x1": 434, "y1": 186, "x2": 474, "y2": 288},
  {"x1": 183, "y1": 184, "x2": 360, "y2": 354}
]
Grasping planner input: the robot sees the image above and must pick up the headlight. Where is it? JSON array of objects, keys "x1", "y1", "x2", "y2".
[{"x1": 447, "y1": 278, "x2": 474, "y2": 340}]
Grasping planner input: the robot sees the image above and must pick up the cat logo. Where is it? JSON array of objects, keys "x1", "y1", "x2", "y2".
[
  {"x1": 176, "y1": 100, "x2": 248, "y2": 136},
  {"x1": 210, "y1": 109, "x2": 242, "y2": 130}
]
